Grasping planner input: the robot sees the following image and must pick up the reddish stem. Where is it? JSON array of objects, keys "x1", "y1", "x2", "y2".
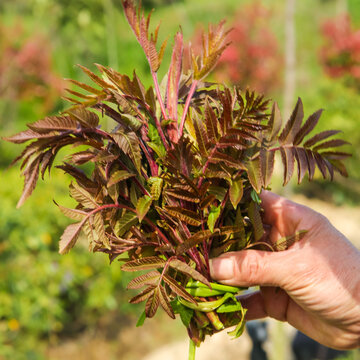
[{"x1": 179, "y1": 80, "x2": 198, "y2": 138}]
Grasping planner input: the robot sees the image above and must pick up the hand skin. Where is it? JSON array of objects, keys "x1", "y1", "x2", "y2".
[{"x1": 210, "y1": 190, "x2": 360, "y2": 350}]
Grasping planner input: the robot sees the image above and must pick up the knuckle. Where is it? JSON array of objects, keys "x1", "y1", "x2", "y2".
[{"x1": 240, "y1": 251, "x2": 263, "y2": 285}]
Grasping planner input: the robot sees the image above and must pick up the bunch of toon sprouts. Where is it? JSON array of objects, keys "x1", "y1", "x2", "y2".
[{"x1": 5, "y1": 1, "x2": 350, "y2": 359}]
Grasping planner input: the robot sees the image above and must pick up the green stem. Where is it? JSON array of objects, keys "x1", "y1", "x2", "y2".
[{"x1": 188, "y1": 339, "x2": 196, "y2": 360}]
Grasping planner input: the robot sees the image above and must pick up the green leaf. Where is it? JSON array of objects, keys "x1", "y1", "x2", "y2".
[
  {"x1": 136, "y1": 311, "x2": 146, "y2": 327},
  {"x1": 170, "y1": 299, "x2": 194, "y2": 327},
  {"x1": 207, "y1": 205, "x2": 221, "y2": 233},
  {"x1": 148, "y1": 177, "x2": 163, "y2": 201},
  {"x1": 229, "y1": 179, "x2": 243, "y2": 209},
  {"x1": 227, "y1": 307, "x2": 247, "y2": 339},
  {"x1": 136, "y1": 195, "x2": 152, "y2": 223}
]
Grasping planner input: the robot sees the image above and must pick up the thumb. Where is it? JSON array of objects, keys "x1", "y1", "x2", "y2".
[{"x1": 209, "y1": 249, "x2": 293, "y2": 288}]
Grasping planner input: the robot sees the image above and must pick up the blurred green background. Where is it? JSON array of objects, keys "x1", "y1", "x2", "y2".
[{"x1": 1, "y1": 0, "x2": 360, "y2": 359}]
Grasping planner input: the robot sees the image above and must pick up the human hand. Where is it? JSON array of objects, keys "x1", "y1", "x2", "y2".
[{"x1": 210, "y1": 191, "x2": 360, "y2": 349}]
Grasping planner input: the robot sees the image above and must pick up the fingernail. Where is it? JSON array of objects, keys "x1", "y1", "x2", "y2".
[{"x1": 209, "y1": 257, "x2": 234, "y2": 280}]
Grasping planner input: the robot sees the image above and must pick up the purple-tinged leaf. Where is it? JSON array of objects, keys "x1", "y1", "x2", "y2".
[
  {"x1": 279, "y1": 147, "x2": 295, "y2": 185},
  {"x1": 77, "y1": 64, "x2": 116, "y2": 90},
  {"x1": 112, "y1": 132, "x2": 142, "y2": 174},
  {"x1": 319, "y1": 151, "x2": 351, "y2": 160},
  {"x1": 303, "y1": 130, "x2": 341, "y2": 148},
  {"x1": 313, "y1": 152, "x2": 328, "y2": 179},
  {"x1": 165, "y1": 189, "x2": 200, "y2": 203},
  {"x1": 192, "y1": 112, "x2": 209, "y2": 156},
  {"x1": 57, "y1": 163, "x2": 95, "y2": 190},
  {"x1": 145, "y1": 287, "x2": 160, "y2": 318},
  {"x1": 248, "y1": 201, "x2": 264, "y2": 242},
  {"x1": 66, "y1": 107, "x2": 99, "y2": 128},
  {"x1": 127, "y1": 271, "x2": 160, "y2": 289},
  {"x1": 28, "y1": 116, "x2": 78, "y2": 133},
  {"x1": 305, "y1": 149, "x2": 316, "y2": 181},
  {"x1": 129, "y1": 285, "x2": 156, "y2": 304},
  {"x1": 93, "y1": 212, "x2": 110, "y2": 249},
  {"x1": 328, "y1": 159, "x2": 348, "y2": 177},
  {"x1": 4, "y1": 129, "x2": 55, "y2": 144},
  {"x1": 158, "y1": 284, "x2": 175, "y2": 319},
  {"x1": 259, "y1": 148, "x2": 275, "y2": 188},
  {"x1": 121, "y1": 256, "x2": 166, "y2": 272},
  {"x1": 294, "y1": 147, "x2": 309, "y2": 183},
  {"x1": 323, "y1": 158, "x2": 334, "y2": 181},
  {"x1": 70, "y1": 151, "x2": 95, "y2": 165},
  {"x1": 294, "y1": 109, "x2": 323, "y2": 145},
  {"x1": 200, "y1": 194, "x2": 217, "y2": 209},
  {"x1": 279, "y1": 98, "x2": 304, "y2": 145},
  {"x1": 59, "y1": 220, "x2": 86, "y2": 254},
  {"x1": 65, "y1": 78, "x2": 104, "y2": 95},
  {"x1": 169, "y1": 259, "x2": 211, "y2": 288},
  {"x1": 205, "y1": 98, "x2": 219, "y2": 142},
  {"x1": 163, "y1": 274, "x2": 197, "y2": 305},
  {"x1": 69, "y1": 182, "x2": 98, "y2": 208},
  {"x1": 56, "y1": 202, "x2": 87, "y2": 221},
  {"x1": 164, "y1": 207, "x2": 201, "y2": 226},
  {"x1": 17, "y1": 156, "x2": 41, "y2": 208},
  {"x1": 175, "y1": 230, "x2": 214, "y2": 256},
  {"x1": 108, "y1": 170, "x2": 136, "y2": 188},
  {"x1": 268, "y1": 102, "x2": 282, "y2": 142},
  {"x1": 209, "y1": 151, "x2": 246, "y2": 170},
  {"x1": 312, "y1": 139, "x2": 349, "y2": 151}
]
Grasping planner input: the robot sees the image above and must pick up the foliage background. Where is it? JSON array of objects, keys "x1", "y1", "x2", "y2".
[{"x1": 1, "y1": 0, "x2": 360, "y2": 359}]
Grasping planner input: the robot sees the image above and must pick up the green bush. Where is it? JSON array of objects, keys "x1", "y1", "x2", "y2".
[{"x1": 0, "y1": 168, "x2": 135, "y2": 359}]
